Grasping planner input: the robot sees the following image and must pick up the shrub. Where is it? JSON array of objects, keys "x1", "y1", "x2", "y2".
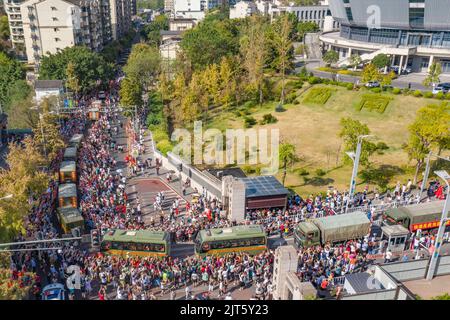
[
  {"x1": 322, "y1": 78, "x2": 331, "y2": 85},
  {"x1": 356, "y1": 94, "x2": 392, "y2": 113},
  {"x1": 445, "y1": 93, "x2": 450, "y2": 100},
  {"x1": 303, "y1": 87, "x2": 333, "y2": 105},
  {"x1": 346, "y1": 83, "x2": 354, "y2": 90},
  {"x1": 146, "y1": 113, "x2": 162, "y2": 126},
  {"x1": 292, "y1": 80, "x2": 304, "y2": 89},
  {"x1": 338, "y1": 82, "x2": 348, "y2": 87},
  {"x1": 423, "y1": 91, "x2": 434, "y2": 98},
  {"x1": 435, "y1": 92, "x2": 445, "y2": 100},
  {"x1": 376, "y1": 141, "x2": 389, "y2": 150},
  {"x1": 242, "y1": 165, "x2": 256, "y2": 174},
  {"x1": 402, "y1": 88, "x2": 411, "y2": 95},
  {"x1": 371, "y1": 87, "x2": 382, "y2": 93},
  {"x1": 259, "y1": 113, "x2": 278, "y2": 125},
  {"x1": 315, "y1": 169, "x2": 326, "y2": 177},
  {"x1": 243, "y1": 116, "x2": 257, "y2": 128},
  {"x1": 285, "y1": 92, "x2": 297, "y2": 104},
  {"x1": 156, "y1": 139, "x2": 173, "y2": 156},
  {"x1": 392, "y1": 88, "x2": 401, "y2": 94},
  {"x1": 298, "y1": 168, "x2": 310, "y2": 176},
  {"x1": 308, "y1": 76, "x2": 322, "y2": 84},
  {"x1": 242, "y1": 100, "x2": 257, "y2": 110},
  {"x1": 413, "y1": 90, "x2": 422, "y2": 97},
  {"x1": 152, "y1": 127, "x2": 170, "y2": 143}
]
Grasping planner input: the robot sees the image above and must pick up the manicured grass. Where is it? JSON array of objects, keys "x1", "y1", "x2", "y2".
[
  {"x1": 356, "y1": 94, "x2": 393, "y2": 114},
  {"x1": 303, "y1": 87, "x2": 334, "y2": 105}
]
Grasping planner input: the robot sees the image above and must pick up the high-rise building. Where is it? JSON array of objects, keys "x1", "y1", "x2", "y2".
[
  {"x1": 3, "y1": 0, "x2": 27, "y2": 57},
  {"x1": 20, "y1": 0, "x2": 112, "y2": 66},
  {"x1": 110, "y1": 0, "x2": 131, "y2": 40}
]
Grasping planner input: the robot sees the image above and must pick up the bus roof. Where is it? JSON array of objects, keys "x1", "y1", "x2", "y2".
[
  {"x1": 58, "y1": 183, "x2": 77, "y2": 197},
  {"x1": 59, "y1": 161, "x2": 76, "y2": 172},
  {"x1": 64, "y1": 147, "x2": 77, "y2": 158},
  {"x1": 102, "y1": 229, "x2": 169, "y2": 243},
  {"x1": 69, "y1": 134, "x2": 83, "y2": 144},
  {"x1": 198, "y1": 225, "x2": 265, "y2": 242},
  {"x1": 58, "y1": 207, "x2": 83, "y2": 224},
  {"x1": 314, "y1": 211, "x2": 370, "y2": 231}
]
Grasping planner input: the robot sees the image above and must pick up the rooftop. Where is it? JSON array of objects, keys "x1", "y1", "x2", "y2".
[
  {"x1": 34, "y1": 80, "x2": 63, "y2": 90},
  {"x1": 205, "y1": 167, "x2": 247, "y2": 181},
  {"x1": 239, "y1": 175, "x2": 289, "y2": 198}
]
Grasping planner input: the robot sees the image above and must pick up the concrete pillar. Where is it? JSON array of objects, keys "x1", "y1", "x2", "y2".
[
  {"x1": 348, "y1": 47, "x2": 352, "y2": 58},
  {"x1": 228, "y1": 178, "x2": 246, "y2": 223},
  {"x1": 398, "y1": 55, "x2": 404, "y2": 75},
  {"x1": 391, "y1": 54, "x2": 396, "y2": 66},
  {"x1": 272, "y1": 245, "x2": 299, "y2": 300},
  {"x1": 428, "y1": 55, "x2": 434, "y2": 72}
]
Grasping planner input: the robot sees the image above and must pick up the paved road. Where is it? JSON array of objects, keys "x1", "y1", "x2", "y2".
[{"x1": 297, "y1": 59, "x2": 450, "y2": 91}]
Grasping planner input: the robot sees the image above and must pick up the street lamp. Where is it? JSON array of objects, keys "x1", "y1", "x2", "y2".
[
  {"x1": 426, "y1": 170, "x2": 450, "y2": 280},
  {"x1": 345, "y1": 134, "x2": 373, "y2": 213}
]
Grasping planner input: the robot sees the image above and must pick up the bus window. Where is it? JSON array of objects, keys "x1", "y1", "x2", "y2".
[
  {"x1": 101, "y1": 241, "x2": 111, "y2": 250},
  {"x1": 390, "y1": 238, "x2": 395, "y2": 246},
  {"x1": 128, "y1": 243, "x2": 137, "y2": 251},
  {"x1": 135, "y1": 243, "x2": 144, "y2": 251},
  {"x1": 202, "y1": 243, "x2": 210, "y2": 252},
  {"x1": 307, "y1": 233, "x2": 314, "y2": 241},
  {"x1": 111, "y1": 242, "x2": 123, "y2": 250},
  {"x1": 143, "y1": 244, "x2": 151, "y2": 251},
  {"x1": 395, "y1": 237, "x2": 405, "y2": 245}
]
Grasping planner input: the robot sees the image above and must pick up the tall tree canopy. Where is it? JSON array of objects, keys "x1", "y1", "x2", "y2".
[
  {"x1": 39, "y1": 46, "x2": 115, "y2": 93},
  {"x1": 0, "y1": 52, "x2": 25, "y2": 109}
]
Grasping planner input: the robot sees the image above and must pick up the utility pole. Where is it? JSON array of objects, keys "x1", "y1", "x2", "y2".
[
  {"x1": 426, "y1": 170, "x2": 450, "y2": 280},
  {"x1": 345, "y1": 135, "x2": 373, "y2": 213},
  {"x1": 39, "y1": 113, "x2": 47, "y2": 158}
]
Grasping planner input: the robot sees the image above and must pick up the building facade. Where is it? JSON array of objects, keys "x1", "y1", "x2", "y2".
[
  {"x1": 110, "y1": 0, "x2": 131, "y2": 40},
  {"x1": 4, "y1": 0, "x2": 26, "y2": 57},
  {"x1": 271, "y1": 4, "x2": 339, "y2": 31},
  {"x1": 321, "y1": 0, "x2": 450, "y2": 74},
  {"x1": 229, "y1": 0, "x2": 257, "y2": 19},
  {"x1": 20, "y1": 0, "x2": 112, "y2": 66},
  {"x1": 173, "y1": 0, "x2": 223, "y2": 21}
]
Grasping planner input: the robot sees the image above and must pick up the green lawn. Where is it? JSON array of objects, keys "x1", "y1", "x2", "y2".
[{"x1": 195, "y1": 84, "x2": 449, "y2": 196}]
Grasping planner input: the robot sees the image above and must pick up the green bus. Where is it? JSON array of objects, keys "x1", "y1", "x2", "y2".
[
  {"x1": 195, "y1": 225, "x2": 267, "y2": 256},
  {"x1": 100, "y1": 229, "x2": 171, "y2": 257},
  {"x1": 69, "y1": 134, "x2": 83, "y2": 149},
  {"x1": 57, "y1": 207, "x2": 84, "y2": 234}
]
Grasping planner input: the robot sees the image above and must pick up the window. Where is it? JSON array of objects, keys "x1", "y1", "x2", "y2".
[
  {"x1": 54, "y1": 28, "x2": 59, "y2": 32},
  {"x1": 345, "y1": 7, "x2": 353, "y2": 22},
  {"x1": 54, "y1": 37, "x2": 60, "y2": 42},
  {"x1": 51, "y1": 6, "x2": 57, "y2": 10},
  {"x1": 409, "y1": 7, "x2": 424, "y2": 28},
  {"x1": 52, "y1": 17, "x2": 58, "y2": 21},
  {"x1": 343, "y1": 0, "x2": 350, "y2": 3}
]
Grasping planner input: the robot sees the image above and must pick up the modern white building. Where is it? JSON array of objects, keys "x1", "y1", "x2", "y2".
[
  {"x1": 321, "y1": 0, "x2": 450, "y2": 74},
  {"x1": 229, "y1": 0, "x2": 257, "y2": 19},
  {"x1": 173, "y1": 0, "x2": 223, "y2": 21}
]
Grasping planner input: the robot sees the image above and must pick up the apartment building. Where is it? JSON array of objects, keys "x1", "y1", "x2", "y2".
[
  {"x1": 110, "y1": 0, "x2": 131, "y2": 40},
  {"x1": 173, "y1": 0, "x2": 223, "y2": 21},
  {"x1": 20, "y1": 0, "x2": 112, "y2": 66},
  {"x1": 3, "y1": 0, "x2": 26, "y2": 57}
]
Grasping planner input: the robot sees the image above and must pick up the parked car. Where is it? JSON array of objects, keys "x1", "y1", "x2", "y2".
[
  {"x1": 42, "y1": 283, "x2": 65, "y2": 300},
  {"x1": 389, "y1": 66, "x2": 412, "y2": 75},
  {"x1": 365, "y1": 81, "x2": 380, "y2": 88},
  {"x1": 432, "y1": 83, "x2": 450, "y2": 94}
]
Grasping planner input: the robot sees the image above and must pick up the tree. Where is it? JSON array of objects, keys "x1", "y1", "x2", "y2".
[
  {"x1": 179, "y1": 17, "x2": 240, "y2": 70},
  {"x1": 296, "y1": 21, "x2": 319, "y2": 41},
  {"x1": 0, "y1": 15, "x2": 9, "y2": 41},
  {"x1": 323, "y1": 50, "x2": 339, "y2": 66},
  {"x1": 123, "y1": 43, "x2": 161, "y2": 92},
  {"x1": 349, "y1": 54, "x2": 362, "y2": 71},
  {"x1": 279, "y1": 143, "x2": 297, "y2": 186},
  {"x1": 141, "y1": 14, "x2": 169, "y2": 46},
  {"x1": 0, "y1": 136, "x2": 48, "y2": 242},
  {"x1": 404, "y1": 103, "x2": 450, "y2": 184},
  {"x1": 240, "y1": 16, "x2": 269, "y2": 105},
  {"x1": 39, "y1": 46, "x2": 114, "y2": 93},
  {"x1": 381, "y1": 71, "x2": 396, "y2": 87},
  {"x1": 371, "y1": 53, "x2": 390, "y2": 70},
  {"x1": 339, "y1": 117, "x2": 377, "y2": 166},
  {"x1": 65, "y1": 61, "x2": 80, "y2": 97},
  {"x1": 218, "y1": 57, "x2": 237, "y2": 111},
  {"x1": 0, "y1": 52, "x2": 25, "y2": 109},
  {"x1": 361, "y1": 63, "x2": 382, "y2": 83},
  {"x1": 0, "y1": 253, "x2": 37, "y2": 300},
  {"x1": 7, "y1": 91, "x2": 38, "y2": 129},
  {"x1": 432, "y1": 293, "x2": 450, "y2": 300},
  {"x1": 423, "y1": 62, "x2": 442, "y2": 87},
  {"x1": 119, "y1": 77, "x2": 143, "y2": 113},
  {"x1": 271, "y1": 14, "x2": 294, "y2": 104}
]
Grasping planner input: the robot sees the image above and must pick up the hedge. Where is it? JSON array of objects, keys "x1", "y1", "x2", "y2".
[
  {"x1": 356, "y1": 94, "x2": 392, "y2": 114},
  {"x1": 303, "y1": 87, "x2": 333, "y2": 105}
]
